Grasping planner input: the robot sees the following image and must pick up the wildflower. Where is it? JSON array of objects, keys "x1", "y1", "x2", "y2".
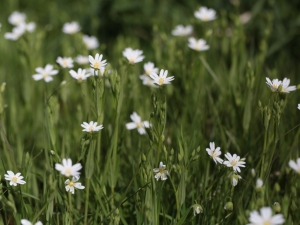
[
  {"x1": 69, "y1": 68, "x2": 90, "y2": 81},
  {"x1": 171, "y1": 25, "x2": 193, "y2": 36},
  {"x1": 125, "y1": 112, "x2": 151, "y2": 135},
  {"x1": 298, "y1": 104, "x2": 300, "y2": 110},
  {"x1": 143, "y1": 62, "x2": 159, "y2": 76},
  {"x1": 21, "y1": 219, "x2": 43, "y2": 225},
  {"x1": 4, "y1": 25, "x2": 25, "y2": 40},
  {"x1": 188, "y1": 37, "x2": 210, "y2": 51},
  {"x1": 280, "y1": 78, "x2": 296, "y2": 93},
  {"x1": 265, "y1": 77, "x2": 281, "y2": 92},
  {"x1": 56, "y1": 57, "x2": 74, "y2": 68},
  {"x1": 247, "y1": 207, "x2": 285, "y2": 225},
  {"x1": 153, "y1": 162, "x2": 169, "y2": 181},
  {"x1": 256, "y1": 178, "x2": 263, "y2": 188},
  {"x1": 194, "y1": 6, "x2": 217, "y2": 21},
  {"x1": 65, "y1": 176, "x2": 85, "y2": 194},
  {"x1": 89, "y1": 53, "x2": 107, "y2": 70},
  {"x1": 4, "y1": 171, "x2": 26, "y2": 186},
  {"x1": 122, "y1": 48, "x2": 145, "y2": 64},
  {"x1": 223, "y1": 153, "x2": 246, "y2": 173},
  {"x1": 289, "y1": 158, "x2": 300, "y2": 174},
  {"x1": 229, "y1": 172, "x2": 242, "y2": 186},
  {"x1": 139, "y1": 75, "x2": 158, "y2": 88},
  {"x1": 206, "y1": 142, "x2": 223, "y2": 164},
  {"x1": 62, "y1": 21, "x2": 80, "y2": 34},
  {"x1": 150, "y1": 69, "x2": 174, "y2": 86},
  {"x1": 8, "y1": 11, "x2": 26, "y2": 26},
  {"x1": 32, "y1": 64, "x2": 58, "y2": 82},
  {"x1": 192, "y1": 204, "x2": 203, "y2": 216},
  {"x1": 55, "y1": 158, "x2": 82, "y2": 177},
  {"x1": 81, "y1": 121, "x2": 104, "y2": 133},
  {"x1": 83, "y1": 35, "x2": 99, "y2": 50},
  {"x1": 75, "y1": 55, "x2": 89, "y2": 65}
]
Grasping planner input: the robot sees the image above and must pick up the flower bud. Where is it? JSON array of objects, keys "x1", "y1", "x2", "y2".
[
  {"x1": 224, "y1": 202, "x2": 233, "y2": 211},
  {"x1": 192, "y1": 204, "x2": 203, "y2": 216}
]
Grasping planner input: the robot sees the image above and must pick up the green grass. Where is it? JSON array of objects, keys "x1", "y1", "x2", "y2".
[{"x1": 0, "y1": 0, "x2": 300, "y2": 224}]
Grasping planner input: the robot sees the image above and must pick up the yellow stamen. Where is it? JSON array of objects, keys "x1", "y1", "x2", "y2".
[
  {"x1": 158, "y1": 77, "x2": 165, "y2": 85},
  {"x1": 12, "y1": 176, "x2": 18, "y2": 183}
]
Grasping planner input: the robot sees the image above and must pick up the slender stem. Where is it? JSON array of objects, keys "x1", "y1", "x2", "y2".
[
  {"x1": 260, "y1": 129, "x2": 268, "y2": 179},
  {"x1": 68, "y1": 191, "x2": 73, "y2": 223},
  {"x1": 84, "y1": 178, "x2": 90, "y2": 225}
]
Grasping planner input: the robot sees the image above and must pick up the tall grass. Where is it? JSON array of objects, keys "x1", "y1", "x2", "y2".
[{"x1": 0, "y1": 0, "x2": 300, "y2": 224}]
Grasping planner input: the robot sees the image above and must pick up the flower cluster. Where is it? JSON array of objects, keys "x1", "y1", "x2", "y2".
[
  {"x1": 5, "y1": 11, "x2": 36, "y2": 41},
  {"x1": 266, "y1": 77, "x2": 296, "y2": 93}
]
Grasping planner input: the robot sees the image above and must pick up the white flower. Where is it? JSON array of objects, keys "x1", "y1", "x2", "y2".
[
  {"x1": 171, "y1": 25, "x2": 193, "y2": 36},
  {"x1": 89, "y1": 53, "x2": 107, "y2": 70},
  {"x1": 192, "y1": 204, "x2": 203, "y2": 216},
  {"x1": 230, "y1": 173, "x2": 242, "y2": 186},
  {"x1": 150, "y1": 69, "x2": 174, "y2": 86},
  {"x1": 83, "y1": 35, "x2": 99, "y2": 50},
  {"x1": 125, "y1": 112, "x2": 151, "y2": 135},
  {"x1": 206, "y1": 142, "x2": 223, "y2": 164},
  {"x1": 8, "y1": 11, "x2": 26, "y2": 26},
  {"x1": 298, "y1": 104, "x2": 300, "y2": 110},
  {"x1": 266, "y1": 77, "x2": 281, "y2": 92},
  {"x1": 223, "y1": 153, "x2": 246, "y2": 173},
  {"x1": 62, "y1": 21, "x2": 80, "y2": 34},
  {"x1": 21, "y1": 219, "x2": 43, "y2": 225},
  {"x1": 247, "y1": 207, "x2": 285, "y2": 225},
  {"x1": 56, "y1": 57, "x2": 74, "y2": 68},
  {"x1": 188, "y1": 37, "x2": 210, "y2": 51},
  {"x1": 32, "y1": 64, "x2": 58, "y2": 82},
  {"x1": 24, "y1": 22, "x2": 36, "y2": 32},
  {"x1": 90, "y1": 67, "x2": 105, "y2": 76},
  {"x1": 194, "y1": 7, "x2": 217, "y2": 22},
  {"x1": 69, "y1": 68, "x2": 90, "y2": 81},
  {"x1": 75, "y1": 55, "x2": 89, "y2": 65},
  {"x1": 256, "y1": 178, "x2": 263, "y2": 188},
  {"x1": 65, "y1": 176, "x2": 85, "y2": 194},
  {"x1": 81, "y1": 121, "x2": 104, "y2": 133},
  {"x1": 4, "y1": 25, "x2": 26, "y2": 40},
  {"x1": 140, "y1": 75, "x2": 158, "y2": 88},
  {"x1": 153, "y1": 162, "x2": 169, "y2": 181},
  {"x1": 289, "y1": 158, "x2": 300, "y2": 174},
  {"x1": 143, "y1": 62, "x2": 159, "y2": 76},
  {"x1": 122, "y1": 48, "x2": 145, "y2": 64},
  {"x1": 4, "y1": 171, "x2": 26, "y2": 186},
  {"x1": 55, "y1": 158, "x2": 82, "y2": 177},
  {"x1": 280, "y1": 78, "x2": 296, "y2": 93}
]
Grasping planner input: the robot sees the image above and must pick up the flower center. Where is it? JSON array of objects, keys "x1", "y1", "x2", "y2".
[
  {"x1": 69, "y1": 181, "x2": 74, "y2": 187},
  {"x1": 145, "y1": 69, "x2": 151, "y2": 75},
  {"x1": 89, "y1": 125, "x2": 94, "y2": 132},
  {"x1": 158, "y1": 77, "x2": 165, "y2": 85},
  {"x1": 43, "y1": 73, "x2": 49, "y2": 78},
  {"x1": 65, "y1": 168, "x2": 72, "y2": 176},
  {"x1": 231, "y1": 159, "x2": 238, "y2": 167},
  {"x1": 263, "y1": 222, "x2": 271, "y2": 225},
  {"x1": 62, "y1": 61, "x2": 68, "y2": 66},
  {"x1": 129, "y1": 57, "x2": 135, "y2": 63},
  {"x1": 137, "y1": 122, "x2": 142, "y2": 128},
  {"x1": 93, "y1": 62, "x2": 100, "y2": 69},
  {"x1": 11, "y1": 176, "x2": 18, "y2": 183},
  {"x1": 159, "y1": 168, "x2": 165, "y2": 173}
]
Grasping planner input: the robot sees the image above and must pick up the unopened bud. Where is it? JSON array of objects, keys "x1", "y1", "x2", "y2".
[{"x1": 224, "y1": 202, "x2": 233, "y2": 211}]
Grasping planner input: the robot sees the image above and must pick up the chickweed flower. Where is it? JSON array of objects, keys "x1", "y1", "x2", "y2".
[
  {"x1": 223, "y1": 153, "x2": 246, "y2": 173},
  {"x1": 266, "y1": 77, "x2": 281, "y2": 92},
  {"x1": 289, "y1": 158, "x2": 300, "y2": 174},
  {"x1": 192, "y1": 204, "x2": 203, "y2": 216},
  {"x1": 122, "y1": 48, "x2": 145, "y2": 64},
  {"x1": 4, "y1": 26, "x2": 25, "y2": 40},
  {"x1": 75, "y1": 55, "x2": 89, "y2": 65},
  {"x1": 83, "y1": 35, "x2": 99, "y2": 50},
  {"x1": 143, "y1": 62, "x2": 159, "y2": 76},
  {"x1": 32, "y1": 64, "x2": 58, "y2": 82},
  {"x1": 62, "y1": 21, "x2": 80, "y2": 34},
  {"x1": 229, "y1": 172, "x2": 242, "y2": 186},
  {"x1": 247, "y1": 207, "x2": 285, "y2": 225},
  {"x1": 139, "y1": 75, "x2": 158, "y2": 88},
  {"x1": 150, "y1": 69, "x2": 174, "y2": 86},
  {"x1": 206, "y1": 142, "x2": 223, "y2": 164},
  {"x1": 4, "y1": 171, "x2": 26, "y2": 186},
  {"x1": 69, "y1": 68, "x2": 90, "y2": 81},
  {"x1": 21, "y1": 219, "x2": 43, "y2": 225},
  {"x1": 65, "y1": 176, "x2": 85, "y2": 194},
  {"x1": 280, "y1": 78, "x2": 296, "y2": 93},
  {"x1": 89, "y1": 53, "x2": 107, "y2": 70},
  {"x1": 81, "y1": 121, "x2": 103, "y2": 133},
  {"x1": 126, "y1": 112, "x2": 151, "y2": 135},
  {"x1": 194, "y1": 6, "x2": 217, "y2": 22},
  {"x1": 8, "y1": 11, "x2": 26, "y2": 26},
  {"x1": 171, "y1": 25, "x2": 193, "y2": 36},
  {"x1": 188, "y1": 37, "x2": 210, "y2": 51},
  {"x1": 153, "y1": 162, "x2": 169, "y2": 181},
  {"x1": 56, "y1": 57, "x2": 74, "y2": 68},
  {"x1": 256, "y1": 178, "x2": 263, "y2": 188},
  {"x1": 55, "y1": 158, "x2": 82, "y2": 177}
]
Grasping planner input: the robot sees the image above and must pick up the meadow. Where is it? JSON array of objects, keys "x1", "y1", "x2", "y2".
[{"x1": 0, "y1": 0, "x2": 300, "y2": 224}]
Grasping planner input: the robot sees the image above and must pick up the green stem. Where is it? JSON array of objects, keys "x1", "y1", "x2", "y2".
[
  {"x1": 84, "y1": 178, "x2": 90, "y2": 225},
  {"x1": 260, "y1": 129, "x2": 268, "y2": 179}
]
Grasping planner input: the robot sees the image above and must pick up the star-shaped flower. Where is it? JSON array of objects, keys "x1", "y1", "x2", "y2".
[
  {"x1": 32, "y1": 64, "x2": 59, "y2": 82},
  {"x1": 65, "y1": 176, "x2": 85, "y2": 194},
  {"x1": 194, "y1": 7, "x2": 217, "y2": 21},
  {"x1": 89, "y1": 53, "x2": 107, "y2": 70},
  {"x1": 69, "y1": 68, "x2": 90, "y2": 81},
  {"x1": 206, "y1": 142, "x2": 223, "y2": 164},
  {"x1": 247, "y1": 207, "x2": 285, "y2": 225},
  {"x1": 4, "y1": 171, "x2": 26, "y2": 186},
  {"x1": 223, "y1": 153, "x2": 246, "y2": 173},
  {"x1": 153, "y1": 162, "x2": 169, "y2": 181},
  {"x1": 55, "y1": 158, "x2": 82, "y2": 177},
  {"x1": 150, "y1": 69, "x2": 174, "y2": 86},
  {"x1": 122, "y1": 48, "x2": 145, "y2": 64},
  {"x1": 289, "y1": 158, "x2": 300, "y2": 174},
  {"x1": 56, "y1": 56, "x2": 74, "y2": 68},
  {"x1": 81, "y1": 121, "x2": 104, "y2": 133},
  {"x1": 62, "y1": 21, "x2": 80, "y2": 34},
  {"x1": 188, "y1": 37, "x2": 210, "y2": 51},
  {"x1": 125, "y1": 112, "x2": 151, "y2": 135}
]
